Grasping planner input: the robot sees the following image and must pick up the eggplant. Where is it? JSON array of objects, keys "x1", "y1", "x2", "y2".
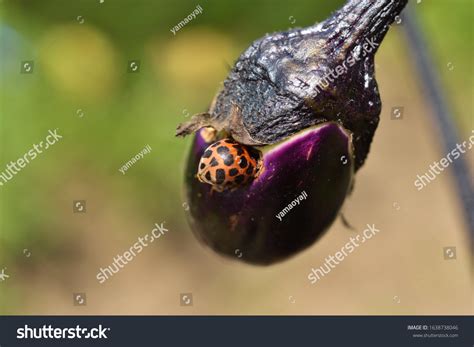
[
  {"x1": 177, "y1": 0, "x2": 408, "y2": 264},
  {"x1": 184, "y1": 124, "x2": 352, "y2": 264}
]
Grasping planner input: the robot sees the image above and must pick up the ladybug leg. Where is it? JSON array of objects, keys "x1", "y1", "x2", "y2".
[{"x1": 210, "y1": 185, "x2": 225, "y2": 194}]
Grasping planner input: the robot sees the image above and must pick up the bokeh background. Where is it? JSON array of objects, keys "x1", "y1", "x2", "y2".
[{"x1": 0, "y1": 0, "x2": 472, "y2": 314}]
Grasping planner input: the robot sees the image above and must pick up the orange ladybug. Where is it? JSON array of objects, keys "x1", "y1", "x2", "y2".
[{"x1": 197, "y1": 139, "x2": 262, "y2": 191}]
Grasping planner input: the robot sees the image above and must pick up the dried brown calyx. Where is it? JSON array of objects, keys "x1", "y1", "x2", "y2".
[{"x1": 177, "y1": 0, "x2": 408, "y2": 170}]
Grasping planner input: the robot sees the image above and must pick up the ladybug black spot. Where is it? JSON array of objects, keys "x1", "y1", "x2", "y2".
[
  {"x1": 209, "y1": 157, "x2": 219, "y2": 167},
  {"x1": 223, "y1": 154, "x2": 234, "y2": 166},
  {"x1": 217, "y1": 146, "x2": 230, "y2": 156},
  {"x1": 205, "y1": 171, "x2": 212, "y2": 181},
  {"x1": 248, "y1": 147, "x2": 261, "y2": 161},
  {"x1": 229, "y1": 168, "x2": 239, "y2": 176},
  {"x1": 238, "y1": 156, "x2": 248, "y2": 168},
  {"x1": 233, "y1": 145, "x2": 244, "y2": 155},
  {"x1": 200, "y1": 163, "x2": 205, "y2": 170},
  {"x1": 216, "y1": 169, "x2": 225, "y2": 184},
  {"x1": 203, "y1": 150, "x2": 213, "y2": 158},
  {"x1": 235, "y1": 175, "x2": 245, "y2": 184},
  {"x1": 246, "y1": 164, "x2": 254, "y2": 175}
]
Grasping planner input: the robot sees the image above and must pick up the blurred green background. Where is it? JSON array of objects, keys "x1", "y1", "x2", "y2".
[{"x1": 0, "y1": 0, "x2": 472, "y2": 315}]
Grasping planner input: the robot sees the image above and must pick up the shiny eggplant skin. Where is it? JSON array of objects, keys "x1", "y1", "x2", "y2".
[{"x1": 185, "y1": 123, "x2": 353, "y2": 265}]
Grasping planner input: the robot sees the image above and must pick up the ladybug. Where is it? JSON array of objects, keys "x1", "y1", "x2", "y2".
[{"x1": 197, "y1": 138, "x2": 262, "y2": 191}]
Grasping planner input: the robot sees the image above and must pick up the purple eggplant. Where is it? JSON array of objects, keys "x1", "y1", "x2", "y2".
[
  {"x1": 177, "y1": 0, "x2": 408, "y2": 264},
  {"x1": 184, "y1": 123, "x2": 353, "y2": 264}
]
